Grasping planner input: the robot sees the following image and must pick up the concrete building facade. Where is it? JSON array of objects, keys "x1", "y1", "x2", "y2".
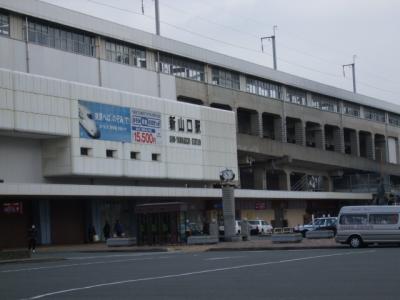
[{"x1": 0, "y1": 0, "x2": 395, "y2": 248}]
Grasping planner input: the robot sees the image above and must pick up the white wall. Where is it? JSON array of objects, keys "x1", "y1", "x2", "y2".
[
  {"x1": 0, "y1": 68, "x2": 238, "y2": 182},
  {"x1": 0, "y1": 37, "x2": 26, "y2": 72},
  {"x1": 100, "y1": 61, "x2": 176, "y2": 100},
  {"x1": 388, "y1": 137, "x2": 398, "y2": 164},
  {"x1": 0, "y1": 136, "x2": 44, "y2": 183},
  {"x1": 29, "y1": 44, "x2": 99, "y2": 86}
]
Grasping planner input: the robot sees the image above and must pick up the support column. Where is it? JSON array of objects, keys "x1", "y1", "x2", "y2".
[
  {"x1": 333, "y1": 127, "x2": 345, "y2": 153},
  {"x1": 280, "y1": 170, "x2": 291, "y2": 191},
  {"x1": 315, "y1": 126, "x2": 325, "y2": 150},
  {"x1": 232, "y1": 107, "x2": 239, "y2": 134},
  {"x1": 253, "y1": 166, "x2": 267, "y2": 190},
  {"x1": 250, "y1": 112, "x2": 260, "y2": 136},
  {"x1": 38, "y1": 199, "x2": 51, "y2": 245},
  {"x1": 350, "y1": 130, "x2": 360, "y2": 156},
  {"x1": 222, "y1": 185, "x2": 236, "y2": 241},
  {"x1": 257, "y1": 112, "x2": 263, "y2": 138},
  {"x1": 274, "y1": 117, "x2": 286, "y2": 142},
  {"x1": 294, "y1": 120, "x2": 305, "y2": 146},
  {"x1": 366, "y1": 134, "x2": 375, "y2": 160}
]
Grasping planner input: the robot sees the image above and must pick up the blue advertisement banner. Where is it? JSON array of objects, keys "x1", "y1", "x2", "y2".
[
  {"x1": 78, "y1": 100, "x2": 131, "y2": 142},
  {"x1": 131, "y1": 108, "x2": 162, "y2": 145}
]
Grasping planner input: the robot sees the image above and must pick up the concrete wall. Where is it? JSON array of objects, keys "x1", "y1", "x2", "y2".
[
  {"x1": 0, "y1": 136, "x2": 44, "y2": 183},
  {"x1": 0, "y1": 68, "x2": 237, "y2": 182}
]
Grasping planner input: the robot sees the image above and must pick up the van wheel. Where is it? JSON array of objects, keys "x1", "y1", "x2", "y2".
[{"x1": 348, "y1": 235, "x2": 363, "y2": 248}]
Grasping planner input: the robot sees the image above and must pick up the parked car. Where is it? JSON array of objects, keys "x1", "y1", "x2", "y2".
[
  {"x1": 219, "y1": 220, "x2": 242, "y2": 235},
  {"x1": 294, "y1": 217, "x2": 338, "y2": 236},
  {"x1": 248, "y1": 220, "x2": 273, "y2": 235}
]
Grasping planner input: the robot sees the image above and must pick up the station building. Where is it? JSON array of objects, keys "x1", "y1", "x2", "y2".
[{"x1": 1, "y1": 0, "x2": 396, "y2": 248}]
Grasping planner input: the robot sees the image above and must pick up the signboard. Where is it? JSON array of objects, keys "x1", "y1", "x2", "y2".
[
  {"x1": 3, "y1": 202, "x2": 23, "y2": 214},
  {"x1": 131, "y1": 109, "x2": 162, "y2": 145},
  {"x1": 79, "y1": 100, "x2": 131, "y2": 142},
  {"x1": 255, "y1": 202, "x2": 266, "y2": 210}
]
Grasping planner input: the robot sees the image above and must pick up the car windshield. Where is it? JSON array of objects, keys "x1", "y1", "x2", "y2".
[
  {"x1": 314, "y1": 219, "x2": 325, "y2": 225},
  {"x1": 249, "y1": 221, "x2": 259, "y2": 225}
]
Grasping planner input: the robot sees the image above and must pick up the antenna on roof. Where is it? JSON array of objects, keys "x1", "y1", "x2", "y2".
[
  {"x1": 261, "y1": 25, "x2": 278, "y2": 70},
  {"x1": 141, "y1": 0, "x2": 144, "y2": 14},
  {"x1": 342, "y1": 55, "x2": 357, "y2": 93}
]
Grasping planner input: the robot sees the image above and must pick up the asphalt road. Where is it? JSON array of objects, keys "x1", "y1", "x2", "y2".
[{"x1": 1, "y1": 248, "x2": 399, "y2": 299}]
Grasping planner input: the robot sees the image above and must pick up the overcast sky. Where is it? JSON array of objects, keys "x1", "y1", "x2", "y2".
[{"x1": 42, "y1": 0, "x2": 400, "y2": 105}]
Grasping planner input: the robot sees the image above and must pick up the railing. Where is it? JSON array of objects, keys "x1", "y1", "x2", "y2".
[{"x1": 333, "y1": 174, "x2": 394, "y2": 193}]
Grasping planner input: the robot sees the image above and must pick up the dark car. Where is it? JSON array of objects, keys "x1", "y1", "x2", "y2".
[{"x1": 294, "y1": 217, "x2": 338, "y2": 236}]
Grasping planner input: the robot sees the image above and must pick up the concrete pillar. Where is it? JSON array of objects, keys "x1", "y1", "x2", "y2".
[
  {"x1": 257, "y1": 112, "x2": 263, "y2": 138},
  {"x1": 350, "y1": 130, "x2": 360, "y2": 156},
  {"x1": 294, "y1": 120, "x2": 305, "y2": 146},
  {"x1": 38, "y1": 199, "x2": 51, "y2": 245},
  {"x1": 315, "y1": 126, "x2": 325, "y2": 150},
  {"x1": 274, "y1": 117, "x2": 285, "y2": 142},
  {"x1": 232, "y1": 107, "x2": 239, "y2": 134},
  {"x1": 280, "y1": 170, "x2": 291, "y2": 191},
  {"x1": 222, "y1": 185, "x2": 236, "y2": 241},
  {"x1": 333, "y1": 127, "x2": 345, "y2": 153},
  {"x1": 366, "y1": 134, "x2": 375, "y2": 160},
  {"x1": 253, "y1": 166, "x2": 267, "y2": 190},
  {"x1": 327, "y1": 176, "x2": 334, "y2": 192}
]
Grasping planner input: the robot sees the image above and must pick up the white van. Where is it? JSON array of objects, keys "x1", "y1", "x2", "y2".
[{"x1": 336, "y1": 205, "x2": 400, "y2": 248}]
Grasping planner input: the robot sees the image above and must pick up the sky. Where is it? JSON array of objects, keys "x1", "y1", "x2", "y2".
[{"x1": 42, "y1": 0, "x2": 400, "y2": 105}]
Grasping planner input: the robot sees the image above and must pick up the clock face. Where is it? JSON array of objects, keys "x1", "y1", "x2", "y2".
[{"x1": 220, "y1": 169, "x2": 235, "y2": 181}]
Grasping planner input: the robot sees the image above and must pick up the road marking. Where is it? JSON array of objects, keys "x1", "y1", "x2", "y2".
[
  {"x1": 27, "y1": 250, "x2": 375, "y2": 299},
  {"x1": 205, "y1": 256, "x2": 245, "y2": 261},
  {"x1": 1, "y1": 256, "x2": 174, "y2": 273},
  {"x1": 68, "y1": 251, "x2": 178, "y2": 260}
]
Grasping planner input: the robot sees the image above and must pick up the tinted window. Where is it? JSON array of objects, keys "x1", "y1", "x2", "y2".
[
  {"x1": 369, "y1": 214, "x2": 399, "y2": 225},
  {"x1": 339, "y1": 214, "x2": 368, "y2": 225}
]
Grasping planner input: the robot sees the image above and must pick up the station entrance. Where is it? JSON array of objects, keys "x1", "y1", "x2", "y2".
[{"x1": 135, "y1": 202, "x2": 187, "y2": 245}]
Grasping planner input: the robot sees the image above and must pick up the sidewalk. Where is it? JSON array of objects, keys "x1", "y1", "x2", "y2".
[{"x1": 0, "y1": 238, "x2": 345, "y2": 264}]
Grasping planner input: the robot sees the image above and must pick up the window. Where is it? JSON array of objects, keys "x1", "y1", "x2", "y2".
[
  {"x1": 160, "y1": 53, "x2": 204, "y2": 81},
  {"x1": 130, "y1": 151, "x2": 140, "y2": 160},
  {"x1": 339, "y1": 214, "x2": 368, "y2": 225},
  {"x1": 246, "y1": 77, "x2": 282, "y2": 99},
  {"x1": 369, "y1": 214, "x2": 398, "y2": 225},
  {"x1": 212, "y1": 67, "x2": 240, "y2": 90},
  {"x1": 364, "y1": 107, "x2": 385, "y2": 123},
  {"x1": 80, "y1": 147, "x2": 92, "y2": 156},
  {"x1": 106, "y1": 149, "x2": 116, "y2": 158},
  {"x1": 0, "y1": 12, "x2": 9, "y2": 36},
  {"x1": 195, "y1": 120, "x2": 201, "y2": 134},
  {"x1": 105, "y1": 40, "x2": 146, "y2": 68},
  {"x1": 152, "y1": 153, "x2": 160, "y2": 161},
  {"x1": 389, "y1": 114, "x2": 400, "y2": 127},
  {"x1": 309, "y1": 94, "x2": 339, "y2": 112},
  {"x1": 287, "y1": 88, "x2": 306, "y2": 105},
  {"x1": 343, "y1": 102, "x2": 360, "y2": 117},
  {"x1": 24, "y1": 19, "x2": 96, "y2": 57}
]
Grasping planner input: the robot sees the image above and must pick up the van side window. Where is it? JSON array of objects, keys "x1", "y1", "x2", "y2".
[
  {"x1": 339, "y1": 214, "x2": 368, "y2": 225},
  {"x1": 369, "y1": 214, "x2": 399, "y2": 225}
]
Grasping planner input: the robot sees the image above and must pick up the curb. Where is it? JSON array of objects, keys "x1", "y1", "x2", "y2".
[
  {"x1": 77, "y1": 248, "x2": 170, "y2": 253},
  {"x1": 207, "y1": 245, "x2": 348, "y2": 252},
  {"x1": 0, "y1": 257, "x2": 66, "y2": 265}
]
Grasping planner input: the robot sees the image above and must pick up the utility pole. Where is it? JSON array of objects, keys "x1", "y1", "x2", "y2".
[
  {"x1": 261, "y1": 25, "x2": 278, "y2": 70},
  {"x1": 342, "y1": 55, "x2": 357, "y2": 93},
  {"x1": 154, "y1": 0, "x2": 161, "y2": 97},
  {"x1": 155, "y1": 0, "x2": 160, "y2": 36}
]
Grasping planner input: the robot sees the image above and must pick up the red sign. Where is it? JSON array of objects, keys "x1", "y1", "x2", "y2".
[
  {"x1": 255, "y1": 202, "x2": 266, "y2": 210},
  {"x1": 3, "y1": 202, "x2": 23, "y2": 214}
]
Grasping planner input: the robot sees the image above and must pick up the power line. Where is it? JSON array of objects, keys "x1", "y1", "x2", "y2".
[{"x1": 80, "y1": 0, "x2": 400, "y2": 97}]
